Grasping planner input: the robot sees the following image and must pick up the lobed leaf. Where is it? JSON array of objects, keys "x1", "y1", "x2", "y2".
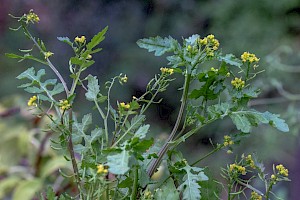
[
  {"x1": 85, "y1": 75, "x2": 100, "y2": 101},
  {"x1": 86, "y1": 26, "x2": 108, "y2": 50},
  {"x1": 137, "y1": 36, "x2": 177, "y2": 56},
  {"x1": 107, "y1": 150, "x2": 130, "y2": 175}
]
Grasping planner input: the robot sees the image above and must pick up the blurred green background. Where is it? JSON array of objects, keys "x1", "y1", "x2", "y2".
[{"x1": 1, "y1": 0, "x2": 300, "y2": 199}]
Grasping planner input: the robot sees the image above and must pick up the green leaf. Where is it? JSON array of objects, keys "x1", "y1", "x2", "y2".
[
  {"x1": 107, "y1": 150, "x2": 130, "y2": 175},
  {"x1": 0, "y1": 176, "x2": 21, "y2": 199},
  {"x1": 46, "y1": 186, "x2": 57, "y2": 200},
  {"x1": 217, "y1": 54, "x2": 242, "y2": 67},
  {"x1": 118, "y1": 177, "x2": 133, "y2": 188},
  {"x1": 16, "y1": 67, "x2": 45, "y2": 81},
  {"x1": 40, "y1": 156, "x2": 69, "y2": 178},
  {"x1": 178, "y1": 165, "x2": 208, "y2": 200},
  {"x1": 137, "y1": 36, "x2": 177, "y2": 56},
  {"x1": 229, "y1": 110, "x2": 289, "y2": 133},
  {"x1": 86, "y1": 26, "x2": 108, "y2": 50},
  {"x1": 85, "y1": 75, "x2": 100, "y2": 101},
  {"x1": 262, "y1": 111, "x2": 289, "y2": 132},
  {"x1": 13, "y1": 179, "x2": 43, "y2": 200},
  {"x1": 134, "y1": 124, "x2": 150, "y2": 139},
  {"x1": 155, "y1": 179, "x2": 180, "y2": 200},
  {"x1": 57, "y1": 36, "x2": 73, "y2": 46},
  {"x1": 132, "y1": 138, "x2": 154, "y2": 153}
]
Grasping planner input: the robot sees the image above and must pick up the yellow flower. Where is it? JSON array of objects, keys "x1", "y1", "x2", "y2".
[
  {"x1": 231, "y1": 77, "x2": 245, "y2": 89},
  {"x1": 223, "y1": 135, "x2": 234, "y2": 147},
  {"x1": 26, "y1": 10, "x2": 40, "y2": 23},
  {"x1": 160, "y1": 67, "x2": 174, "y2": 75},
  {"x1": 86, "y1": 54, "x2": 92, "y2": 59},
  {"x1": 210, "y1": 67, "x2": 218, "y2": 72},
  {"x1": 241, "y1": 52, "x2": 260, "y2": 63},
  {"x1": 250, "y1": 191, "x2": 262, "y2": 200},
  {"x1": 120, "y1": 75, "x2": 128, "y2": 83},
  {"x1": 271, "y1": 174, "x2": 277, "y2": 181},
  {"x1": 246, "y1": 155, "x2": 256, "y2": 169},
  {"x1": 44, "y1": 51, "x2": 54, "y2": 59},
  {"x1": 75, "y1": 36, "x2": 86, "y2": 43},
  {"x1": 28, "y1": 95, "x2": 37, "y2": 107},
  {"x1": 120, "y1": 102, "x2": 130, "y2": 109},
  {"x1": 59, "y1": 99, "x2": 71, "y2": 110},
  {"x1": 229, "y1": 163, "x2": 246, "y2": 175},
  {"x1": 276, "y1": 164, "x2": 289, "y2": 177},
  {"x1": 97, "y1": 164, "x2": 108, "y2": 174}
]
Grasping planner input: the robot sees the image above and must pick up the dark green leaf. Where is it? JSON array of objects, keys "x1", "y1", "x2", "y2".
[{"x1": 86, "y1": 26, "x2": 108, "y2": 50}]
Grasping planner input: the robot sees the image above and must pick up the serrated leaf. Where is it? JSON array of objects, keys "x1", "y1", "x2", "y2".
[
  {"x1": 85, "y1": 75, "x2": 100, "y2": 101},
  {"x1": 217, "y1": 54, "x2": 242, "y2": 67},
  {"x1": 185, "y1": 34, "x2": 200, "y2": 45},
  {"x1": 16, "y1": 67, "x2": 45, "y2": 81},
  {"x1": 46, "y1": 187, "x2": 57, "y2": 200},
  {"x1": 134, "y1": 124, "x2": 150, "y2": 139},
  {"x1": 137, "y1": 36, "x2": 177, "y2": 56},
  {"x1": 86, "y1": 26, "x2": 108, "y2": 50},
  {"x1": 178, "y1": 165, "x2": 208, "y2": 200},
  {"x1": 262, "y1": 111, "x2": 289, "y2": 132},
  {"x1": 57, "y1": 36, "x2": 72, "y2": 46},
  {"x1": 107, "y1": 150, "x2": 130, "y2": 175},
  {"x1": 229, "y1": 110, "x2": 289, "y2": 133},
  {"x1": 155, "y1": 179, "x2": 180, "y2": 200}
]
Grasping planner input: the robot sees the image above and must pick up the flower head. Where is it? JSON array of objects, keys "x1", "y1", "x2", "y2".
[
  {"x1": 28, "y1": 95, "x2": 37, "y2": 107},
  {"x1": 246, "y1": 154, "x2": 256, "y2": 169},
  {"x1": 241, "y1": 52, "x2": 260, "y2": 63},
  {"x1": 231, "y1": 77, "x2": 245, "y2": 90},
  {"x1": 120, "y1": 75, "x2": 128, "y2": 83},
  {"x1": 160, "y1": 67, "x2": 174, "y2": 75},
  {"x1": 75, "y1": 36, "x2": 86, "y2": 43},
  {"x1": 97, "y1": 164, "x2": 108, "y2": 175},
  {"x1": 229, "y1": 163, "x2": 246, "y2": 175},
  {"x1": 276, "y1": 164, "x2": 289, "y2": 177},
  {"x1": 59, "y1": 99, "x2": 71, "y2": 110},
  {"x1": 25, "y1": 10, "x2": 40, "y2": 24},
  {"x1": 223, "y1": 135, "x2": 234, "y2": 147},
  {"x1": 250, "y1": 191, "x2": 262, "y2": 200},
  {"x1": 120, "y1": 102, "x2": 130, "y2": 109},
  {"x1": 44, "y1": 51, "x2": 54, "y2": 59}
]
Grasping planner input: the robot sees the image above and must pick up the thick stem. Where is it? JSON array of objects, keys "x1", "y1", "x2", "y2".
[
  {"x1": 147, "y1": 73, "x2": 191, "y2": 177},
  {"x1": 130, "y1": 167, "x2": 139, "y2": 200}
]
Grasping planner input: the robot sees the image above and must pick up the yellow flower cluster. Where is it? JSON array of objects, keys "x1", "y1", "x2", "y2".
[
  {"x1": 75, "y1": 36, "x2": 86, "y2": 43},
  {"x1": 160, "y1": 67, "x2": 174, "y2": 75},
  {"x1": 250, "y1": 191, "x2": 262, "y2": 200},
  {"x1": 231, "y1": 77, "x2": 245, "y2": 89},
  {"x1": 229, "y1": 163, "x2": 246, "y2": 175},
  {"x1": 246, "y1": 155, "x2": 256, "y2": 169},
  {"x1": 44, "y1": 51, "x2": 54, "y2": 59},
  {"x1": 59, "y1": 99, "x2": 71, "y2": 110},
  {"x1": 199, "y1": 34, "x2": 220, "y2": 50},
  {"x1": 120, "y1": 75, "x2": 128, "y2": 83},
  {"x1": 28, "y1": 95, "x2": 37, "y2": 107},
  {"x1": 120, "y1": 102, "x2": 130, "y2": 109},
  {"x1": 276, "y1": 164, "x2": 289, "y2": 177},
  {"x1": 26, "y1": 10, "x2": 40, "y2": 23},
  {"x1": 144, "y1": 190, "x2": 154, "y2": 199},
  {"x1": 210, "y1": 67, "x2": 218, "y2": 73},
  {"x1": 223, "y1": 135, "x2": 234, "y2": 147},
  {"x1": 241, "y1": 52, "x2": 260, "y2": 63},
  {"x1": 97, "y1": 164, "x2": 108, "y2": 174}
]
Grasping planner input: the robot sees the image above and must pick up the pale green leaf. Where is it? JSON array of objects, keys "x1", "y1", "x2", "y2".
[
  {"x1": 137, "y1": 36, "x2": 177, "y2": 56},
  {"x1": 13, "y1": 179, "x2": 43, "y2": 200},
  {"x1": 57, "y1": 36, "x2": 72, "y2": 46},
  {"x1": 134, "y1": 124, "x2": 150, "y2": 139},
  {"x1": 107, "y1": 150, "x2": 130, "y2": 175},
  {"x1": 40, "y1": 156, "x2": 69, "y2": 178},
  {"x1": 154, "y1": 179, "x2": 180, "y2": 200},
  {"x1": 85, "y1": 75, "x2": 100, "y2": 101},
  {"x1": 217, "y1": 54, "x2": 242, "y2": 67},
  {"x1": 262, "y1": 111, "x2": 289, "y2": 132}
]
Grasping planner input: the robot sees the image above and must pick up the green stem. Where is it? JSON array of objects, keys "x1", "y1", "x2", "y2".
[
  {"x1": 130, "y1": 167, "x2": 139, "y2": 200},
  {"x1": 191, "y1": 145, "x2": 222, "y2": 166},
  {"x1": 21, "y1": 24, "x2": 69, "y2": 95},
  {"x1": 147, "y1": 73, "x2": 191, "y2": 177}
]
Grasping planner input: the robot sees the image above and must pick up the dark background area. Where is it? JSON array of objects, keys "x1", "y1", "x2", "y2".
[{"x1": 1, "y1": 0, "x2": 300, "y2": 199}]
